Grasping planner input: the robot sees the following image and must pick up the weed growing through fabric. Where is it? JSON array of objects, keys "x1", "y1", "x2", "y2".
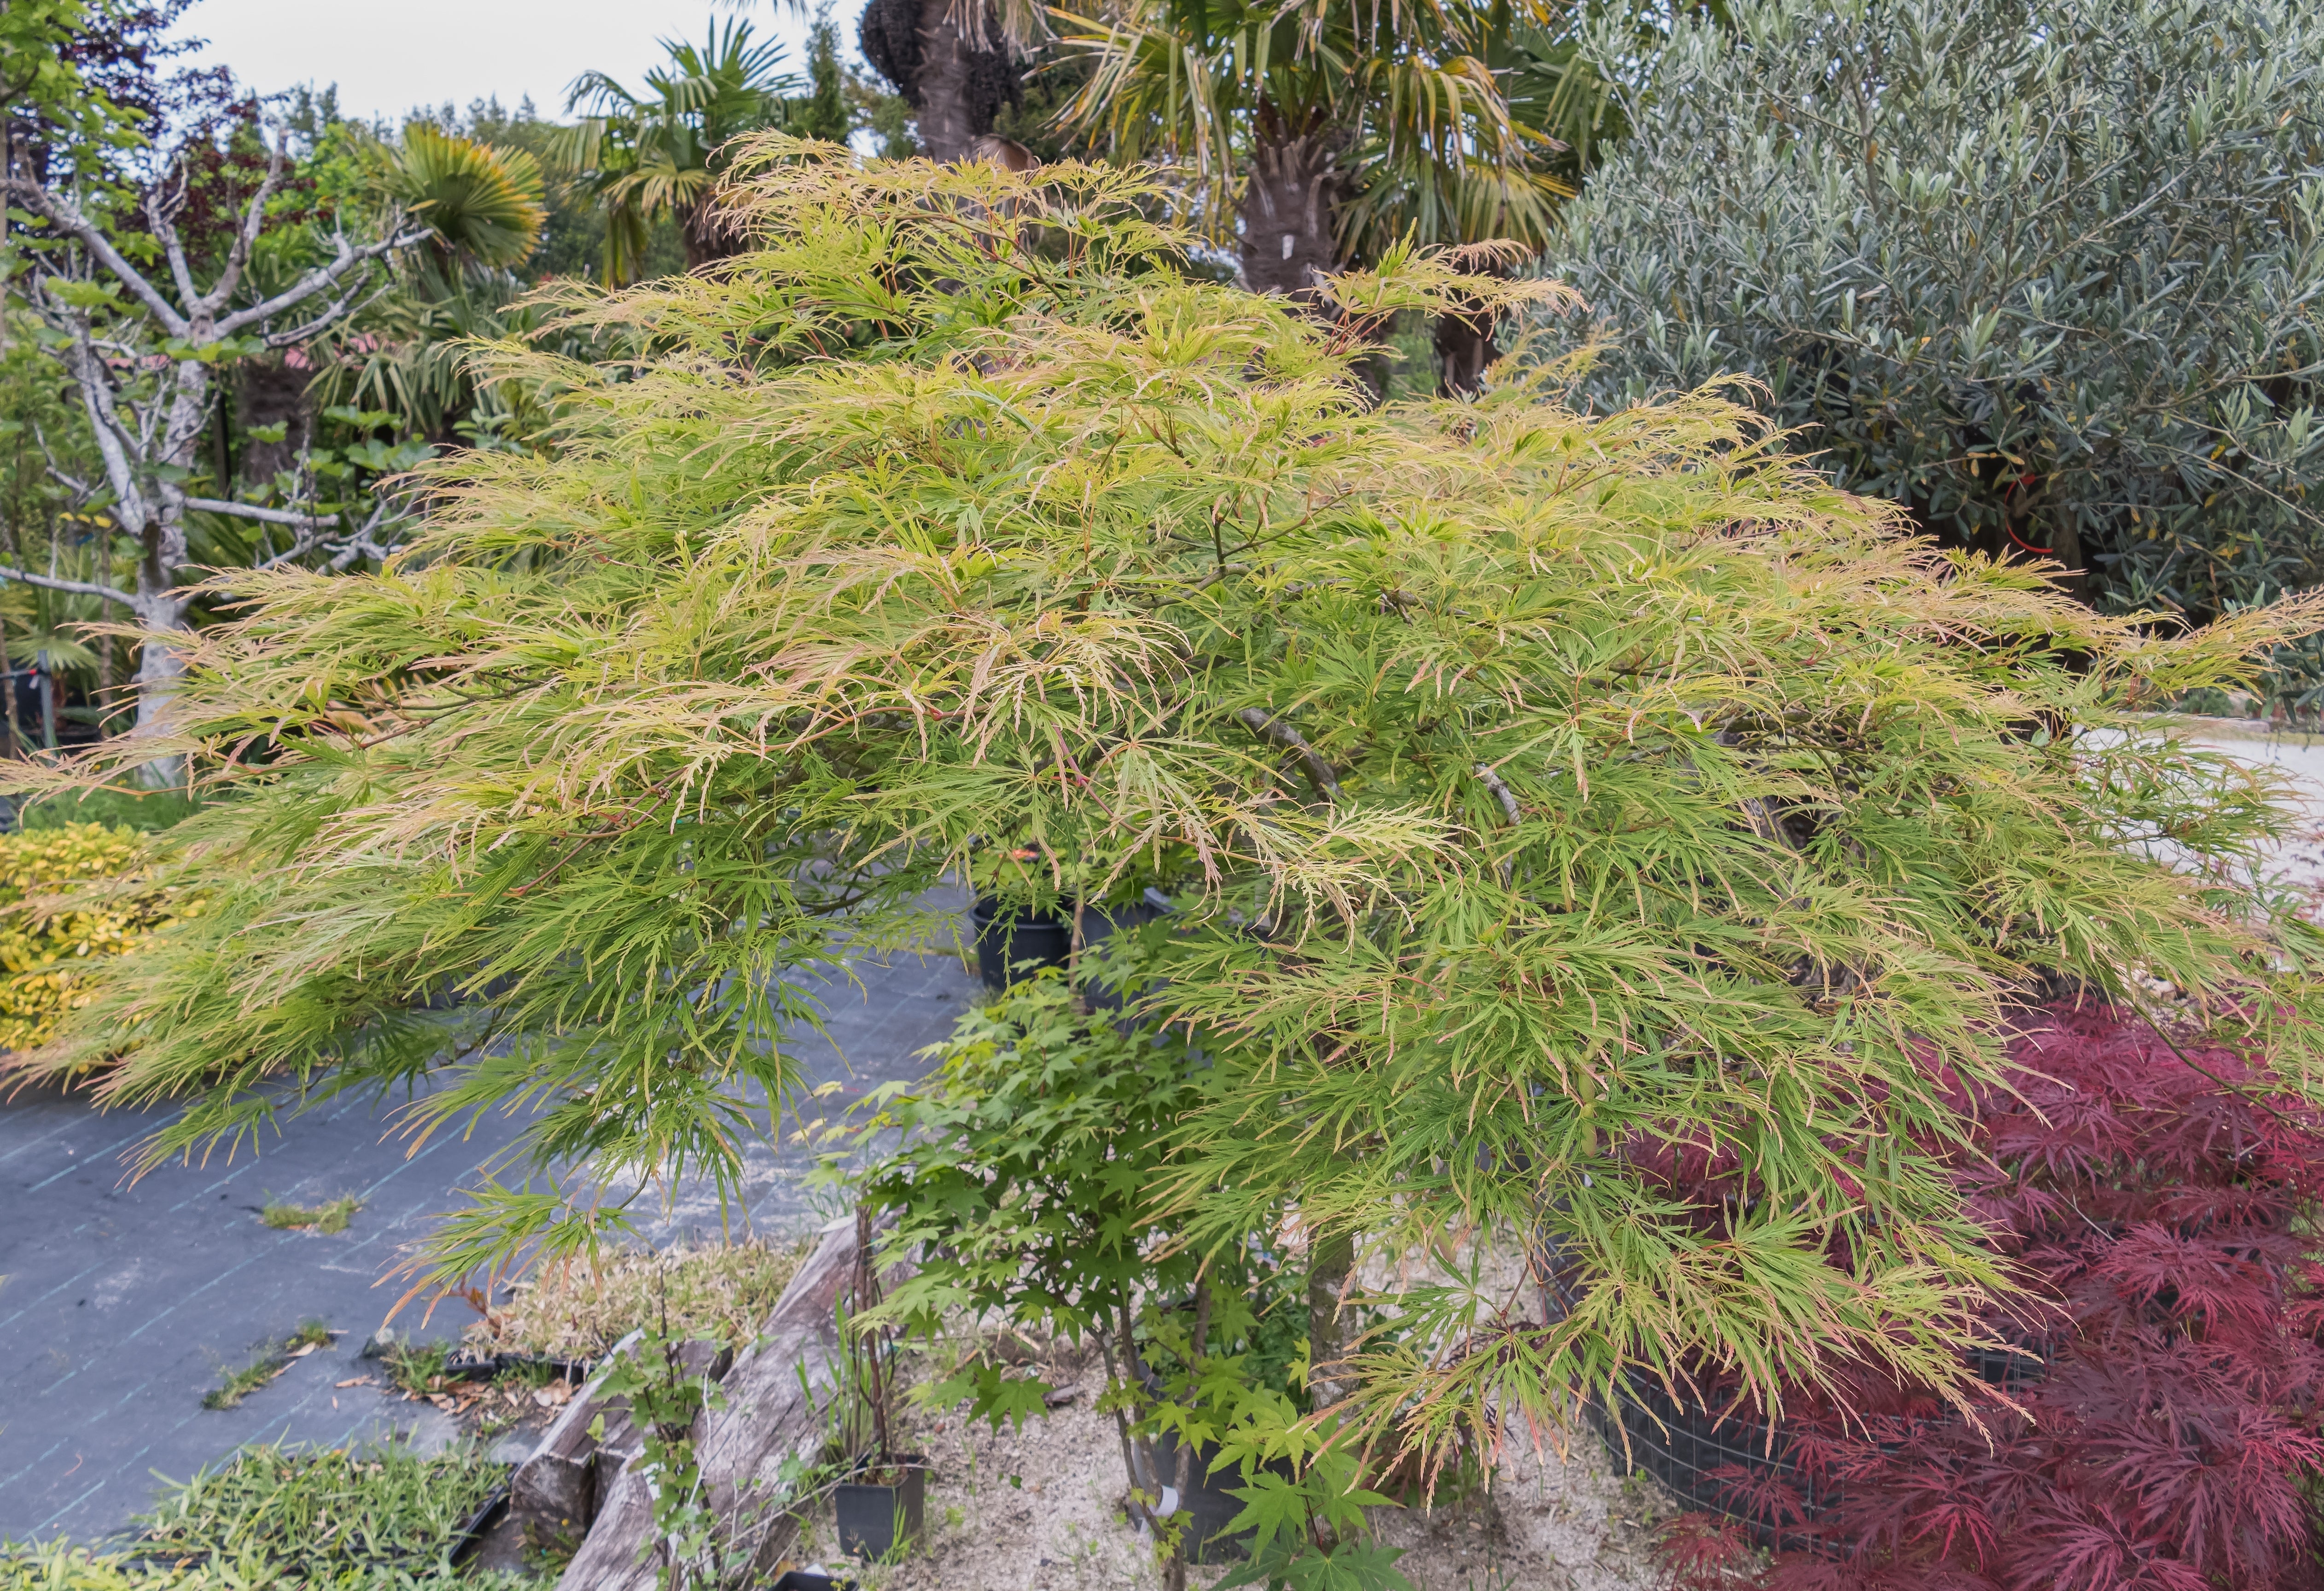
[
  {"x1": 260, "y1": 1195, "x2": 361, "y2": 1233},
  {"x1": 200, "y1": 1322, "x2": 337, "y2": 1410},
  {"x1": 383, "y1": 1341, "x2": 453, "y2": 1398},
  {"x1": 200, "y1": 1358, "x2": 281, "y2": 1411}
]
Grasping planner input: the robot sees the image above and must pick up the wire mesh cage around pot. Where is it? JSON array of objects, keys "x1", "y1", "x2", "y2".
[
  {"x1": 1589, "y1": 1368, "x2": 1834, "y2": 1548},
  {"x1": 1534, "y1": 1242, "x2": 1835, "y2": 1546}
]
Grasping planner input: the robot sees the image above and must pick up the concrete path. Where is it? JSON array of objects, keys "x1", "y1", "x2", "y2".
[
  {"x1": 2176, "y1": 719, "x2": 2324, "y2": 895},
  {"x1": 0, "y1": 944, "x2": 977, "y2": 1544}
]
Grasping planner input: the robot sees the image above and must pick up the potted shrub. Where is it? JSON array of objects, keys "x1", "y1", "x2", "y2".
[
  {"x1": 832, "y1": 1205, "x2": 925, "y2": 1561},
  {"x1": 849, "y1": 970, "x2": 1406, "y2": 1589}
]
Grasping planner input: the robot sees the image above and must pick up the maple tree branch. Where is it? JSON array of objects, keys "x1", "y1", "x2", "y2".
[
  {"x1": 1237, "y1": 706, "x2": 1342, "y2": 801},
  {"x1": 1474, "y1": 762, "x2": 1521, "y2": 825}
]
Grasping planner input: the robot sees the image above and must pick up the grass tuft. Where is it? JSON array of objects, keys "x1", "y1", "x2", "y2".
[
  {"x1": 0, "y1": 1439, "x2": 542, "y2": 1586},
  {"x1": 383, "y1": 1341, "x2": 454, "y2": 1398},
  {"x1": 462, "y1": 1235, "x2": 811, "y2": 1361},
  {"x1": 260, "y1": 1195, "x2": 361, "y2": 1234},
  {"x1": 200, "y1": 1321, "x2": 338, "y2": 1410},
  {"x1": 199, "y1": 1359, "x2": 281, "y2": 1412}
]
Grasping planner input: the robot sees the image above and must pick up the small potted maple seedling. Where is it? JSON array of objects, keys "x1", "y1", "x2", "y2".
[{"x1": 833, "y1": 1205, "x2": 926, "y2": 1561}]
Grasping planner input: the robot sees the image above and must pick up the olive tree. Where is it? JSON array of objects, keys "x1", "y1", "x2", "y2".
[
  {"x1": 1539, "y1": 0, "x2": 2324, "y2": 620},
  {"x1": 20, "y1": 146, "x2": 2324, "y2": 1469}
]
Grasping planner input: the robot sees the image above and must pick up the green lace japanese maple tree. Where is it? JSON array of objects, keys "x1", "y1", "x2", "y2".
[{"x1": 19, "y1": 142, "x2": 2324, "y2": 1468}]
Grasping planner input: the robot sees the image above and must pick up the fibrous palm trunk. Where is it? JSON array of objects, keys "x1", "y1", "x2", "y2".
[
  {"x1": 1433, "y1": 302, "x2": 1497, "y2": 397},
  {"x1": 1238, "y1": 109, "x2": 1390, "y2": 398},
  {"x1": 858, "y1": 0, "x2": 1022, "y2": 163},
  {"x1": 1238, "y1": 110, "x2": 1341, "y2": 301}
]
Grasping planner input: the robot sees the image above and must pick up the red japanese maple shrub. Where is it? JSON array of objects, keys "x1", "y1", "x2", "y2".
[{"x1": 1657, "y1": 1004, "x2": 2324, "y2": 1591}]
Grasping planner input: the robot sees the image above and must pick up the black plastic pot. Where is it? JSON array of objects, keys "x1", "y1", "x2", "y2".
[
  {"x1": 1538, "y1": 1239, "x2": 2049, "y2": 1548},
  {"x1": 835, "y1": 1459, "x2": 927, "y2": 1560},
  {"x1": 971, "y1": 898, "x2": 1072, "y2": 990},
  {"x1": 1150, "y1": 1431, "x2": 1256, "y2": 1564},
  {"x1": 770, "y1": 1573, "x2": 857, "y2": 1591},
  {"x1": 448, "y1": 1482, "x2": 512, "y2": 1566}
]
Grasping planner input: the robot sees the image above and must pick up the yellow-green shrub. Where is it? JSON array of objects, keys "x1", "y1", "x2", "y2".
[{"x1": 0, "y1": 824, "x2": 186, "y2": 1053}]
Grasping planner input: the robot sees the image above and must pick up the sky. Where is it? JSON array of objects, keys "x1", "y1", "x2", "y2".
[{"x1": 165, "y1": 0, "x2": 853, "y2": 127}]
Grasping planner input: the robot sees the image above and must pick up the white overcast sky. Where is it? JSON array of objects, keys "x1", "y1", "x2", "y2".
[{"x1": 167, "y1": 0, "x2": 853, "y2": 126}]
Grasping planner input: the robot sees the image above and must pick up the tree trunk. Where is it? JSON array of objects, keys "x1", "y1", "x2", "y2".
[
  {"x1": 236, "y1": 359, "x2": 309, "y2": 486},
  {"x1": 1433, "y1": 302, "x2": 1498, "y2": 398},
  {"x1": 1239, "y1": 116, "x2": 1341, "y2": 302},
  {"x1": 1306, "y1": 1224, "x2": 1355, "y2": 1410},
  {"x1": 128, "y1": 550, "x2": 189, "y2": 789},
  {"x1": 2048, "y1": 517, "x2": 2085, "y2": 595},
  {"x1": 66, "y1": 339, "x2": 205, "y2": 787},
  {"x1": 0, "y1": 609, "x2": 18, "y2": 757},
  {"x1": 858, "y1": 0, "x2": 1021, "y2": 164},
  {"x1": 912, "y1": 1, "x2": 983, "y2": 164}
]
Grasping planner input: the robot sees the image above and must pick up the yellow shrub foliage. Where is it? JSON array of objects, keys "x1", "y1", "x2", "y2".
[{"x1": 0, "y1": 824, "x2": 188, "y2": 1054}]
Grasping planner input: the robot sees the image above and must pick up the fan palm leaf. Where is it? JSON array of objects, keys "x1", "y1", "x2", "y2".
[
  {"x1": 1054, "y1": 0, "x2": 1577, "y2": 269},
  {"x1": 366, "y1": 124, "x2": 548, "y2": 272}
]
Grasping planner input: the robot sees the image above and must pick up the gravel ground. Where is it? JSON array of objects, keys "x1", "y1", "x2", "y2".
[
  {"x1": 777, "y1": 1395, "x2": 1671, "y2": 1591},
  {"x1": 775, "y1": 1323, "x2": 1670, "y2": 1591}
]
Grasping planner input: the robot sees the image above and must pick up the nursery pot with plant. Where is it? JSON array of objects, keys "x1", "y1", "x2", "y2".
[
  {"x1": 851, "y1": 971, "x2": 1410, "y2": 1590},
  {"x1": 834, "y1": 1204, "x2": 926, "y2": 1562},
  {"x1": 969, "y1": 895, "x2": 1072, "y2": 990}
]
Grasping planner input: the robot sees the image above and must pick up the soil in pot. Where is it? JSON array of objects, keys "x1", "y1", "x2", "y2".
[{"x1": 836, "y1": 1459, "x2": 928, "y2": 1561}]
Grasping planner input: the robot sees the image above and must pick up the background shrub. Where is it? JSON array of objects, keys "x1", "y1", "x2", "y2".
[
  {"x1": 1658, "y1": 1005, "x2": 2324, "y2": 1590},
  {"x1": 1543, "y1": 0, "x2": 2324, "y2": 631},
  {"x1": 0, "y1": 824, "x2": 186, "y2": 1054}
]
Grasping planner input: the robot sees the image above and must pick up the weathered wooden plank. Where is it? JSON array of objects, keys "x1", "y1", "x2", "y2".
[
  {"x1": 511, "y1": 1328, "x2": 642, "y2": 1547},
  {"x1": 554, "y1": 1217, "x2": 865, "y2": 1591}
]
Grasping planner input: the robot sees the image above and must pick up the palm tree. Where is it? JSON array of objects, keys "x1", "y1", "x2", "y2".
[
  {"x1": 1056, "y1": 0, "x2": 1598, "y2": 391},
  {"x1": 296, "y1": 125, "x2": 554, "y2": 447},
  {"x1": 857, "y1": 0, "x2": 1033, "y2": 162},
  {"x1": 364, "y1": 122, "x2": 549, "y2": 278},
  {"x1": 553, "y1": 18, "x2": 798, "y2": 282}
]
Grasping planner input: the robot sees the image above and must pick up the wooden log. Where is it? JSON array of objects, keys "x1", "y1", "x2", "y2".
[
  {"x1": 510, "y1": 1328, "x2": 641, "y2": 1547},
  {"x1": 554, "y1": 1217, "x2": 866, "y2": 1591}
]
